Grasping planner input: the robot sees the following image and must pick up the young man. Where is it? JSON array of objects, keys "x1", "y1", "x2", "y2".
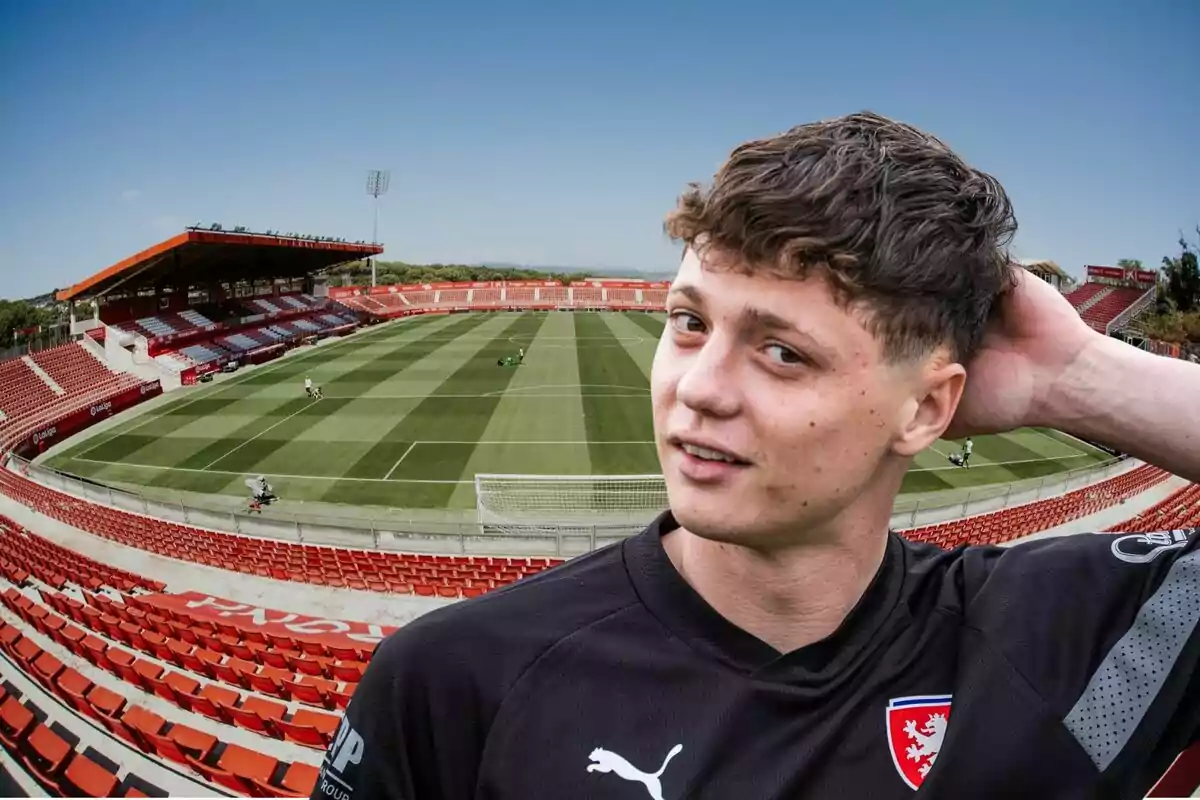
[
  {"x1": 304, "y1": 375, "x2": 313, "y2": 398},
  {"x1": 314, "y1": 112, "x2": 1200, "y2": 799},
  {"x1": 961, "y1": 437, "x2": 973, "y2": 468}
]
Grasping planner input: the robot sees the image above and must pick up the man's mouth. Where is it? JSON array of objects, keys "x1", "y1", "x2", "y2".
[{"x1": 672, "y1": 438, "x2": 751, "y2": 466}]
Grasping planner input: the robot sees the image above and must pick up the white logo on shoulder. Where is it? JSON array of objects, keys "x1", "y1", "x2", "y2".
[
  {"x1": 318, "y1": 718, "x2": 363, "y2": 800},
  {"x1": 1110, "y1": 530, "x2": 1190, "y2": 564},
  {"x1": 587, "y1": 744, "x2": 683, "y2": 800}
]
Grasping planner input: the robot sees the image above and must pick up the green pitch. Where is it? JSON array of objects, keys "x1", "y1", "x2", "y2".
[{"x1": 46, "y1": 311, "x2": 1112, "y2": 512}]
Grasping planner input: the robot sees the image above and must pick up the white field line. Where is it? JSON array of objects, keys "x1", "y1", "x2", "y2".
[
  {"x1": 382, "y1": 442, "x2": 419, "y2": 480},
  {"x1": 201, "y1": 399, "x2": 321, "y2": 469},
  {"x1": 68, "y1": 457, "x2": 470, "y2": 484}
]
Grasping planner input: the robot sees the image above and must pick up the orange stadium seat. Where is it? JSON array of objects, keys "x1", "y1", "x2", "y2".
[
  {"x1": 19, "y1": 723, "x2": 72, "y2": 790},
  {"x1": 57, "y1": 751, "x2": 121, "y2": 798}
]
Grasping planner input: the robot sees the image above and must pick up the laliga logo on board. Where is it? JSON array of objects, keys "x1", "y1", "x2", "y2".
[
  {"x1": 90, "y1": 401, "x2": 113, "y2": 417},
  {"x1": 32, "y1": 427, "x2": 57, "y2": 444},
  {"x1": 140, "y1": 381, "x2": 160, "y2": 395}
]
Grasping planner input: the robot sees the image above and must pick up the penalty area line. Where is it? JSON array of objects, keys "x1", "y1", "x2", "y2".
[{"x1": 67, "y1": 457, "x2": 471, "y2": 484}]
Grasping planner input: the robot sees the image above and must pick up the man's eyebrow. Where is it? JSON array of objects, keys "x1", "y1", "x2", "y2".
[
  {"x1": 741, "y1": 307, "x2": 795, "y2": 333},
  {"x1": 667, "y1": 283, "x2": 704, "y2": 304},
  {"x1": 743, "y1": 308, "x2": 835, "y2": 360}
]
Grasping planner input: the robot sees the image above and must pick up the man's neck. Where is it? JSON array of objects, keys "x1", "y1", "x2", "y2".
[{"x1": 661, "y1": 516, "x2": 890, "y2": 655}]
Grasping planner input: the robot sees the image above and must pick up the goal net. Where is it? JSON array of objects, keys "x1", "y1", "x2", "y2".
[{"x1": 474, "y1": 473, "x2": 668, "y2": 535}]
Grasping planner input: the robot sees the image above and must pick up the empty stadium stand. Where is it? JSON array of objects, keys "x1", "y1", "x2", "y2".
[
  {"x1": 0, "y1": 359, "x2": 61, "y2": 421},
  {"x1": 1106, "y1": 481, "x2": 1200, "y2": 532},
  {"x1": 1077, "y1": 286, "x2": 1151, "y2": 332},
  {"x1": 1063, "y1": 282, "x2": 1109, "y2": 309},
  {"x1": 333, "y1": 279, "x2": 672, "y2": 318},
  {"x1": 1063, "y1": 267, "x2": 1157, "y2": 335},
  {"x1": 0, "y1": 605, "x2": 322, "y2": 796},
  {"x1": 904, "y1": 464, "x2": 1170, "y2": 548},
  {"x1": 0, "y1": 456, "x2": 1167, "y2": 600},
  {"x1": 0, "y1": 346, "x2": 154, "y2": 461},
  {"x1": 29, "y1": 344, "x2": 143, "y2": 398},
  {"x1": 0, "y1": 513, "x2": 329, "y2": 795},
  {"x1": 0, "y1": 464, "x2": 558, "y2": 598}
]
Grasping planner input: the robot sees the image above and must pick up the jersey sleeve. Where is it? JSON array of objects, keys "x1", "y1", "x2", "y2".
[
  {"x1": 963, "y1": 525, "x2": 1200, "y2": 794},
  {"x1": 309, "y1": 624, "x2": 493, "y2": 800}
]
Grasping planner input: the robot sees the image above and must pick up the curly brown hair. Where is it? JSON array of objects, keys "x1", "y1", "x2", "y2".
[{"x1": 664, "y1": 111, "x2": 1018, "y2": 363}]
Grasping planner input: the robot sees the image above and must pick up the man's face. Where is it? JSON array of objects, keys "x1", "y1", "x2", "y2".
[{"x1": 651, "y1": 249, "x2": 933, "y2": 546}]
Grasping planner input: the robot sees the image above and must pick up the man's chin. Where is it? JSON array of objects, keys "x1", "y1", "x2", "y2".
[{"x1": 667, "y1": 486, "x2": 756, "y2": 543}]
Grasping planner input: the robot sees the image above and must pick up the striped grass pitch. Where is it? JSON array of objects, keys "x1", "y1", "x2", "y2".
[{"x1": 46, "y1": 311, "x2": 1112, "y2": 511}]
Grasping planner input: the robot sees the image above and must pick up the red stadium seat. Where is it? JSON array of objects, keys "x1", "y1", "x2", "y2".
[
  {"x1": 57, "y1": 752, "x2": 120, "y2": 798},
  {"x1": 0, "y1": 696, "x2": 35, "y2": 749},
  {"x1": 19, "y1": 723, "x2": 71, "y2": 787},
  {"x1": 82, "y1": 685, "x2": 125, "y2": 722},
  {"x1": 184, "y1": 755, "x2": 255, "y2": 795},
  {"x1": 280, "y1": 762, "x2": 320, "y2": 795}
]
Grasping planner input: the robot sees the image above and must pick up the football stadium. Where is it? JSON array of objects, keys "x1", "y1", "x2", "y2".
[{"x1": 0, "y1": 226, "x2": 1197, "y2": 797}]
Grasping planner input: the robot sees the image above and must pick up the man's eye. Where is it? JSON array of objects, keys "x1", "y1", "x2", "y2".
[
  {"x1": 669, "y1": 311, "x2": 705, "y2": 333},
  {"x1": 765, "y1": 344, "x2": 804, "y2": 365}
]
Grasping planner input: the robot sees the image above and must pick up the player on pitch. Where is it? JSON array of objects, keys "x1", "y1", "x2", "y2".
[{"x1": 313, "y1": 112, "x2": 1200, "y2": 799}]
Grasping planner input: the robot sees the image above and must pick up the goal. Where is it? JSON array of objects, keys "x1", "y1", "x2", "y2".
[{"x1": 474, "y1": 473, "x2": 668, "y2": 535}]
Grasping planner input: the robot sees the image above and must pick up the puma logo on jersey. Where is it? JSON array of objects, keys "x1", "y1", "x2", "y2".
[{"x1": 587, "y1": 743, "x2": 683, "y2": 799}]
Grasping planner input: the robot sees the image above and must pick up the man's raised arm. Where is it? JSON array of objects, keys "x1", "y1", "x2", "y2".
[{"x1": 1046, "y1": 334, "x2": 1200, "y2": 484}]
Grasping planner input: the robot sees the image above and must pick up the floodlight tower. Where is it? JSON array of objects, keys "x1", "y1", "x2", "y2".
[{"x1": 366, "y1": 169, "x2": 391, "y2": 286}]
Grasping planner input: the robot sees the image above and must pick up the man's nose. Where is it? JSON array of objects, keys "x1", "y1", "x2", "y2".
[{"x1": 675, "y1": 339, "x2": 741, "y2": 418}]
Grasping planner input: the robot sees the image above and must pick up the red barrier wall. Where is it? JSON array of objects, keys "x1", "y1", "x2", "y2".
[
  {"x1": 326, "y1": 278, "x2": 670, "y2": 299},
  {"x1": 24, "y1": 381, "x2": 163, "y2": 455}
]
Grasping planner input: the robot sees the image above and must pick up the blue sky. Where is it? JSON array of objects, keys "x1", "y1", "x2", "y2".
[{"x1": 1, "y1": 0, "x2": 1197, "y2": 300}]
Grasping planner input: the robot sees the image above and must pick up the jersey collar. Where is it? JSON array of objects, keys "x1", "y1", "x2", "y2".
[{"x1": 623, "y1": 510, "x2": 907, "y2": 681}]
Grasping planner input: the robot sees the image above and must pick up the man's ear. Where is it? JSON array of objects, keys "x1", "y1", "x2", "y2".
[{"x1": 891, "y1": 358, "x2": 967, "y2": 458}]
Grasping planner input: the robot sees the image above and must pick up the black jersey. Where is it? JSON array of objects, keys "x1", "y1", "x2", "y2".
[{"x1": 312, "y1": 512, "x2": 1200, "y2": 800}]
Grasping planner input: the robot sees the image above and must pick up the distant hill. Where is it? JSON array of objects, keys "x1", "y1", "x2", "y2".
[{"x1": 481, "y1": 263, "x2": 674, "y2": 280}]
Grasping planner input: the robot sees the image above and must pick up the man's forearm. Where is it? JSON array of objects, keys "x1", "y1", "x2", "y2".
[{"x1": 1043, "y1": 335, "x2": 1200, "y2": 484}]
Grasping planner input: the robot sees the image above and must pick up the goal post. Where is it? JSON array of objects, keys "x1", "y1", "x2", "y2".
[{"x1": 474, "y1": 473, "x2": 668, "y2": 535}]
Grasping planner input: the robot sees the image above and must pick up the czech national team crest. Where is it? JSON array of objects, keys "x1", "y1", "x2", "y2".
[{"x1": 885, "y1": 695, "x2": 952, "y2": 790}]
